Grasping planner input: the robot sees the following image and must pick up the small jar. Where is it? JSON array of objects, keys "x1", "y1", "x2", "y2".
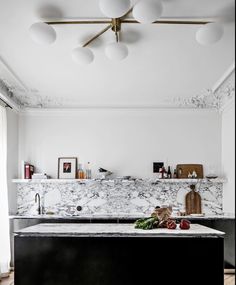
[{"x1": 172, "y1": 206, "x2": 180, "y2": 216}]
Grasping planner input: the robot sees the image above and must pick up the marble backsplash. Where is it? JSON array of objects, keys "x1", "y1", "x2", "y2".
[{"x1": 15, "y1": 179, "x2": 224, "y2": 217}]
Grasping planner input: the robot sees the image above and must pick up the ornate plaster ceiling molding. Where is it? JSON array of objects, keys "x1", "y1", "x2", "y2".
[
  {"x1": 17, "y1": 93, "x2": 68, "y2": 108},
  {"x1": 0, "y1": 56, "x2": 73, "y2": 109},
  {"x1": 0, "y1": 54, "x2": 235, "y2": 110},
  {"x1": 0, "y1": 56, "x2": 49, "y2": 108},
  {"x1": 173, "y1": 67, "x2": 235, "y2": 110},
  {"x1": 173, "y1": 89, "x2": 221, "y2": 109},
  {"x1": 0, "y1": 77, "x2": 23, "y2": 107},
  {"x1": 0, "y1": 77, "x2": 12, "y2": 98},
  {"x1": 215, "y1": 70, "x2": 235, "y2": 109}
]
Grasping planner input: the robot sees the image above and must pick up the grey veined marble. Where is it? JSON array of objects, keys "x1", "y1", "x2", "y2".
[
  {"x1": 15, "y1": 223, "x2": 225, "y2": 238},
  {"x1": 16, "y1": 179, "x2": 224, "y2": 217}
]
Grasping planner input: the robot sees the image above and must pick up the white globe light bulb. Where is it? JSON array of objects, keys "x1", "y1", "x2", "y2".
[
  {"x1": 133, "y1": 0, "x2": 163, "y2": 24},
  {"x1": 105, "y1": 42, "x2": 128, "y2": 61},
  {"x1": 71, "y1": 47, "x2": 94, "y2": 65},
  {"x1": 196, "y1": 23, "x2": 224, "y2": 45},
  {"x1": 29, "y1": 22, "x2": 56, "y2": 45},
  {"x1": 99, "y1": 0, "x2": 131, "y2": 18}
]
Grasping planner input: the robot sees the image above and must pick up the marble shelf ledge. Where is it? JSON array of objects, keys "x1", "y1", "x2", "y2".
[
  {"x1": 14, "y1": 223, "x2": 225, "y2": 238},
  {"x1": 9, "y1": 213, "x2": 235, "y2": 220},
  {"x1": 12, "y1": 178, "x2": 227, "y2": 184}
]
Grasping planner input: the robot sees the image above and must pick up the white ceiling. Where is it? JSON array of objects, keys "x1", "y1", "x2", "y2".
[{"x1": 0, "y1": 0, "x2": 235, "y2": 109}]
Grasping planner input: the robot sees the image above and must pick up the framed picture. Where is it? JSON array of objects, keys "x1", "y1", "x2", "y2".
[
  {"x1": 153, "y1": 162, "x2": 164, "y2": 173},
  {"x1": 58, "y1": 157, "x2": 77, "y2": 179}
]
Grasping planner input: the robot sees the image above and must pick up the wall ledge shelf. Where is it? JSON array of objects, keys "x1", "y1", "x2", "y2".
[{"x1": 12, "y1": 178, "x2": 227, "y2": 184}]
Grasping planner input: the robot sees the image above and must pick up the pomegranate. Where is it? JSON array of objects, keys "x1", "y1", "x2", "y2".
[
  {"x1": 180, "y1": 219, "x2": 191, "y2": 230},
  {"x1": 167, "y1": 219, "x2": 177, "y2": 230}
]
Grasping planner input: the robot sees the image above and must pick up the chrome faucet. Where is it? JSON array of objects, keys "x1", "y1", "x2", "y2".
[{"x1": 35, "y1": 193, "x2": 42, "y2": 215}]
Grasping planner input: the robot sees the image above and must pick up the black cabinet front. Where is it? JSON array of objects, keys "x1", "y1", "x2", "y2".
[{"x1": 15, "y1": 235, "x2": 224, "y2": 285}]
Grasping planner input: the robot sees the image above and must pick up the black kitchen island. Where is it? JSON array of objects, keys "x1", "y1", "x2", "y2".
[{"x1": 14, "y1": 223, "x2": 224, "y2": 285}]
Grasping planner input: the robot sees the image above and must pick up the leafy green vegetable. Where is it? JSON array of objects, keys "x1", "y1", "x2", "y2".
[{"x1": 134, "y1": 217, "x2": 159, "y2": 230}]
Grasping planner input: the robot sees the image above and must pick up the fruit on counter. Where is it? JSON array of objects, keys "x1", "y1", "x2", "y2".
[
  {"x1": 179, "y1": 219, "x2": 191, "y2": 230},
  {"x1": 166, "y1": 219, "x2": 177, "y2": 230}
]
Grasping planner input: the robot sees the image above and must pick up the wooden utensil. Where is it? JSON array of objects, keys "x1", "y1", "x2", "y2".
[
  {"x1": 176, "y1": 164, "x2": 203, "y2": 178},
  {"x1": 185, "y1": 185, "x2": 202, "y2": 215}
]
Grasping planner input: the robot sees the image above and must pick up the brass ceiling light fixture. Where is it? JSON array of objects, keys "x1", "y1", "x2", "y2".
[{"x1": 29, "y1": 0, "x2": 225, "y2": 65}]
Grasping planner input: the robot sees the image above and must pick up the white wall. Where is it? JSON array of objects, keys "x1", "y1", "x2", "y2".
[
  {"x1": 18, "y1": 109, "x2": 221, "y2": 179},
  {"x1": 7, "y1": 108, "x2": 19, "y2": 214},
  {"x1": 221, "y1": 100, "x2": 235, "y2": 214}
]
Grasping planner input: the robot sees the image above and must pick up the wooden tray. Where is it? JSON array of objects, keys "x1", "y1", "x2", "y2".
[{"x1": 176, "y1": 164, "x2": 203, "y2": 178}]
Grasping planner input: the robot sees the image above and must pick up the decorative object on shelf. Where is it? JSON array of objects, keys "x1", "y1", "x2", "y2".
[
  {"x1": 172, "y1": 206, "x2": 180, "y2": 216},
  {"x1": 32, "y1": 173, "x2": 48, "y2": 179},
  {"x1": 21, "y1": 160, "x2": 26, "y2": 179},
  {"x1": 77, "y1": 164, "x2": 85, "y2": 179},
  {"x1": 206, "y1": 175, "x2": 218, "y2": 179},
  {"x1": 24, "y1": 163, "x2": 34, "y2": 179},
  {"x1": 185, "y1": 184, "x2": 202, "y2": 215},
  {"x1": 97, "y1": 167, "x2": 113, "y2": 179},
  {"x1": 28, "y1": 1, "x2": 225, "y2": 65},
  {"x1": 58, "y1": 157, "x2": 77, "y2": 179},
  {"x1": 115, "y1": 176, "x2": 134, "y2": 180},
  {"x1": 206, "y1": 165, "x2": 218, "y2": 179},
  {"x1": 153, "y1": 162, "x2": 164, "y2": 176},
  {"x1": 176, "y1": 164, "x2": 203, "y2": 179},
  {"x1": 85, "y1": 162, "x2": 92, "y2": 179}
]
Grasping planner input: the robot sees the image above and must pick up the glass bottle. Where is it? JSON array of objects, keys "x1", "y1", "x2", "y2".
[
  {"x1": 158, "y1": 167, "x2": 163, "y2": 179},
  {"x1": 173, "y1": 169, "x2": 177, "y2": 179},
  {"x1": 85, "y1": 162, "x2": 92, "y2": 179},
  {"x1": 162, "y1": 166, "x2": 167, "y2": 179},
  {"x1": 167, "y1": 166, "x2": 172, "y2": 179},
  {"x1": 78, "y1": 164, "x2": 85, "y2": 179}
]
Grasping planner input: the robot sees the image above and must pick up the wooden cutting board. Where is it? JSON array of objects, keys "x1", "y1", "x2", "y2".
[
  {"x1": 185, "y1": 185, "x2": 202, "y2": 215},
  {"x1": 176, "y1": 164, "x2": 203, "y2": 178}
]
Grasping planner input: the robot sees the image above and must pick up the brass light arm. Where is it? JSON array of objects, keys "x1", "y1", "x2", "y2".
[
  {"x1": 122, "y1": 19, "x2": 212, "y2": 25},
  {"x1": 115, "y1": 32, "x2": 119, "y2": 43},
  {"x1": 46, "y1": 20, "x2": 112, "y2": 25},
  {"x1": 82, "y1": 24, "x2": 112, "y2": 47},
  {"x1": 46, "y1": 18, "x2": 214, "y2": 26},
  {"x1": 45, "y1": 17, "x2": 215, "y2": 48}
]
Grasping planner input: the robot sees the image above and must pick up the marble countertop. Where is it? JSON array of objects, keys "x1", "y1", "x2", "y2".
[
  {"x1": 14, "y1": 223, "x2": 225, "y2": 238},
  {"x1": 9, "y1": 213, "x2": 235, "y2": 220},
  {"x1": 12, "y1": 178, "x2": 227, "y2": 184}
]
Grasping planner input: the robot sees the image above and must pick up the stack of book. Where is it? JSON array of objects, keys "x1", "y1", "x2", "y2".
[
  {"x1": 22, "y1": 161, "x2": 34, "y2": 179},
  {"x1": 32, "y1": 173, "x2": 48, "y2": 179}
]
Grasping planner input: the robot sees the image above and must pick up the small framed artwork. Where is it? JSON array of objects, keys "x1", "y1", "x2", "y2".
[
  {"x1": 153, "y1": 162, "x2": 164, "y2": 173},
  {"x1": 58, "y1": 157, "x2": 77, "y2": 179}
]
